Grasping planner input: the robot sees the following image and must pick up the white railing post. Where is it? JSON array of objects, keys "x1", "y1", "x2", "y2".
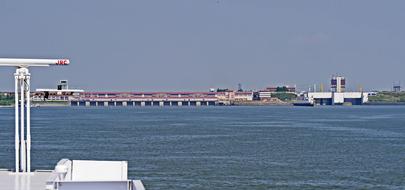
[
  {"x1": 26, "y1": 74, "x2": 31, "y2": 173},
  {"x1": 20, "y1": 70, "x2": 26, "y2": 172},
  {"x1": 14, "y1": 73, "x2": 20, "y2": 173}
]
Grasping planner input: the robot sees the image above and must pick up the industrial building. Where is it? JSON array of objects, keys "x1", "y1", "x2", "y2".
[
  {"x1": 216, "y1": 91, "x2": 254, "y2": 105},
  {"x1": 331, "y1": 75, "x2": 346, "y2": 92},
  {"x1": 258, "y1": 85, "x2": 297, "y2": 100},
  {"x1": 393, "y1": 82, "x2": 401, "y2": 92},
  {"x1": 34, "y1": 80, "x2": 83, "y2": 101},
  {"x1": 306, "y1": 92, "x2": 368, "y2": 105},
  {"x1": 258, "y1": 91, "x2": 272, "y2": 100},
  {"x1": 304, "y1": 76, "x2": 368, "y2": 105}
]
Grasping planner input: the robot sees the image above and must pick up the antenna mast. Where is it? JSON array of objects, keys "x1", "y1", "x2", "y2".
[{"x1": 0, "y1": 58, "x2": 69, "y2": 173}]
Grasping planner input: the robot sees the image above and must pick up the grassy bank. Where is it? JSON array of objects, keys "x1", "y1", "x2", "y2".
[
  {"x1": 0, "y1": 94, "x2": 13, "y2": 106},
  {"x1": 270, "y1": 93, "x2": 297, "y2": 102},
  {"x1": 368, "y1": 92, "x2": 405, "y2": 103}
]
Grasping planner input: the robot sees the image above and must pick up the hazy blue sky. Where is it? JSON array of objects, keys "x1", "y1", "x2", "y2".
[{"x1": 0, "y1": 0, "x2": 404, "y2": 92}]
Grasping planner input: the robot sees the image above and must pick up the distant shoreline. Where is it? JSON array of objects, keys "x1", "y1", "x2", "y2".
[
  {"x1": 2, "y1": 98, "x2": 405, "y2": 108},
  {"x1": 364, "y1": 102, "x2": 405, "y2": 106},
  {"x1": 2, "y1": 103, "x2": 405, "y2": 108}
]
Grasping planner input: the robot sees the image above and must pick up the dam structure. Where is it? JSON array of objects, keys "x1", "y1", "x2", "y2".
[
  {"x1": 70, "y1": 92, "x2": 218, "y2": 107},
  {"x1": 30, "y1": 80, "x2": 254, "y2": 107}
]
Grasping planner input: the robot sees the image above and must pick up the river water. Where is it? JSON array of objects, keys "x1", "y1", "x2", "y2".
[{"x1": 0, "y1": 106, "x2": 405, "y2": 189}]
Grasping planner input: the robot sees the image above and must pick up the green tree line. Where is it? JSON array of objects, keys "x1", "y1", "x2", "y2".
[
  {"x1": 0, "y1": 94, "x2": 14, "y2": 106},
  {"x1": 368, "y1": 92, "x2": 405, "y2": 103}
]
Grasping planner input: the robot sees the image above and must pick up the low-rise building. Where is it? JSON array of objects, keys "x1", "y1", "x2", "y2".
[
  {"x1": 258, "y1": 91, "x2": 272, "y2": 100},
  {"x1": 234, "y1": 92, "x2": 254, "y2": 101}
]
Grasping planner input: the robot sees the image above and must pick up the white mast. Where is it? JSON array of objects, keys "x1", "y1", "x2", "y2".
[{"x1": 0, "y1": 58, "x2": 69, "y2": 173}]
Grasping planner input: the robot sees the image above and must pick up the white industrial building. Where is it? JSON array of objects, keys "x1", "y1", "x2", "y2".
[
  {"x1": 306, "y1": 92, "x2": 368, "y2": 105},
  {"x1": 304, "y1": 75, "x2": 369, "y2": 105}
]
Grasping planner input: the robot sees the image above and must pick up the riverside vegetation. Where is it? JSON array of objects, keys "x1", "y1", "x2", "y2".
[
  {"x1": 368, "y1": 92, "x2": 405, "y2": 104},
  {"x1": 271, "y1": 93, "x2": 297, "y2": 102},
  {"x1": 0, "y1": 94, "x2": 13, "y2": 106}
]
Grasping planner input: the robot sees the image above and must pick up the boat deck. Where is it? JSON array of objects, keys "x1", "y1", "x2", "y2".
[{"x1": 0, "y1": 170, "x2": 52, "y2": 190}]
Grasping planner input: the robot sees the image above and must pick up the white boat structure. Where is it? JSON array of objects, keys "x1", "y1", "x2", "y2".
[{"x1": 0, "y1": 58, "x2": 146, "y2": 190}]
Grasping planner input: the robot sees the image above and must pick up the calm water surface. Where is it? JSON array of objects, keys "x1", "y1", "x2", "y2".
[{"x1": 1, "y1": 106, "x2": 405, "y2": 189}]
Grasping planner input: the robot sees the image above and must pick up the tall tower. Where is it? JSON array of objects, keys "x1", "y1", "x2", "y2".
[
  {"x1": 57, "y1": 80, "x2": 68, "y2": 90},
  {"x1": 237, "y1": 83, "x2": 243, "y2": 92},
  {"x1": 393, "y1": 82, "x2": 401, "y2": 92},
  {"x1": 331, "y1": 75, "x2": 345, "y2": 93}
]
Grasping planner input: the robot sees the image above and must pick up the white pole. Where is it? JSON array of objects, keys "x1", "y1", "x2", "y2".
[
  {"x1": 20, "y1": 77, "x2": 26, "y2": 172},
  {"x1": 14, "y1": 73, "x2": 20, "y2": 173},
  {"x1": 26, "y1": 74, "x2": 31, "y2": 173}
]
